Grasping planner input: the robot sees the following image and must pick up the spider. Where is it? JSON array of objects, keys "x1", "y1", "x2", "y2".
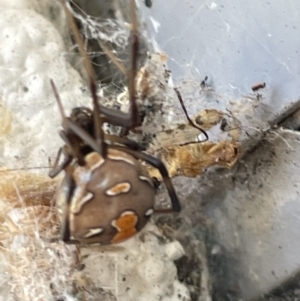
[{"x1": 48, "y1": 0, "x2": 181, "y2": 245}]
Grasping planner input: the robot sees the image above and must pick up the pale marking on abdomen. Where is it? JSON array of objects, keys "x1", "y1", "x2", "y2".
[
  {"x1": 71, "y1": 192, "x2": 94, "y2": 214},
  {"x1": 144, "y1": 208, "x2": 154, "y2": 217},
  {"x1": 106, "y1": 182, "x2": 131, "y2": 196},
  {"x1": 107, "y1": 154, "x2": 135, "y2": 166},
  {"x1": 83, "y1": 228, "x2": 104, "y2": 238},
  {"x1": 85, "y1": 152, "x2": 105, "y2": 171},
  {"x1": 139, "y1": 175, "x2": 154, "y2": 187}
]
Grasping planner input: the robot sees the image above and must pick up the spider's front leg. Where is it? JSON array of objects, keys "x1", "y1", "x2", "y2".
[
  {"x1": 48, "y1": 145, "x2": 73, "y2": 178},
  {"x1": 49, "y1": 128, "x2": 87, "y2": 179}
]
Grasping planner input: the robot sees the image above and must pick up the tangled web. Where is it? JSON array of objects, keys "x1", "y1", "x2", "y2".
[{"x1": 68, "y1": 1, "x2": 130, "y2": 47}]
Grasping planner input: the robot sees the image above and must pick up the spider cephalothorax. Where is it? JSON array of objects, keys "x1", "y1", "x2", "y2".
[{"x1": 49, "y1": 0, "x2": 181, "y2": 245}]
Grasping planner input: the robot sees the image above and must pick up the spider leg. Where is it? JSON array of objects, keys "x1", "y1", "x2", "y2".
[
  {"x1": 100, "y1": 0, "x2": 139, "y2": 128},
  {"x1": 101, "y1": 0, "x2": 139, "y2": 128},
  {"x1": 48, "y1": 145, "x2": 73, "y2": 178},
  {"x1": 59, "y1": 171, "x2": 76, "y2": 242},
  {"x1": 50, "y1": 147, "x2": 62, "y2": 168},
  {"x1": 97, "y1": 40, "x2": 127, "y2": 76},
  {"x1": 50, "y1": 78, "x2": 106, "y2": 159},
  {"x1": 59, "y1": 130, "x2": 86, "y2": 165},
  {"x1": 60, "y1": 2, "x2": 106, "y2": 157},
  {"x1": 62, "y1": 118, "x2": 144, "y2": 154},
  {"x1": 88, "y1": 0, "x2": 140, "y2": 128},
  {"x1": 174, "y1": 87, "x2": 209, "y2": 141},
  {"x1": 61, "y1": 0, "x2": 140, "y2": 129},
  {"x1": 110, "y1": 145, "x2": 181, "y2": 213},
  {"x1": 105, "y1": 134, "x2": 144, "y2": 151},
  {"x1": 127, "y1": 0, "x2": 139, "y2": 128},
  {"x1": 64, "y1": 120, "x2": 100, "y2": 153}
]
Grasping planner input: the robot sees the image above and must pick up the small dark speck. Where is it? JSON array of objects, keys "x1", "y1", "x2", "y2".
[
  {"x1": 76, "y1": 263, "x2": 85, "y2": 271},
  {"x1": 122, "y1": 277, "x2": 126, "y2": 282},
  {"x1": 144, "y1": 0, "x2": 152, "y2": 8},
  {"x1": 195, "y1": 116, "x2": 203, "y2": 125},
  {"x1": 23, "y1": 86, "x2": 29, "y2": 92}
]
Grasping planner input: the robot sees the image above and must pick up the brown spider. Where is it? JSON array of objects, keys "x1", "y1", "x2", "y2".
[{"x1": 49, "y1": 0, "x2": 181, "y2": 245}]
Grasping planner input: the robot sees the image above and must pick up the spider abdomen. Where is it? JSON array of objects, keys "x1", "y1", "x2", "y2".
[{"x1": 57, "y1": 148, "x2": 155, "y2": 245}]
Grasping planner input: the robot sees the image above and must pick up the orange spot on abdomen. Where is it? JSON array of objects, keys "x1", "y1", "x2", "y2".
[{"x1": 111, "y1": 212, "x2": 138, "y2": 243}]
